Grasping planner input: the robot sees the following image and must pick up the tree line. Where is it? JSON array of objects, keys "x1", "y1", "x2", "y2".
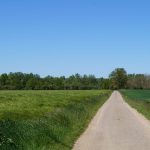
[{"x1": 0, "y1": 68, "x2": 150, "y2": 90}]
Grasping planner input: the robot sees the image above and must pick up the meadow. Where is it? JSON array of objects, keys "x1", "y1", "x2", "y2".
[
  {"x1": 0, "y1": 90, "x2": 111, "y2": 150},
  {"x1": 120, "y1": 90, "x2": 150, "y2": 120}
]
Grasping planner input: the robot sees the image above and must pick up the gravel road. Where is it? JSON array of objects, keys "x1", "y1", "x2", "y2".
[{"x1": 73, "y1": 91, "x2": 150, "y2": 150}]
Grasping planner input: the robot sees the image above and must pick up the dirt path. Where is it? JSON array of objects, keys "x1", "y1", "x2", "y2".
[{"x1": 73, "y1": 91, "x2": 150, "y2": 150}]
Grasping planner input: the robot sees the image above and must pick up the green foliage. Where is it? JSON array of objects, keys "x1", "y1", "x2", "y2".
[
  {"x1": 109, "y1": 68, "x2": 127, "y2": 89},
  {"x1": 1, "y1": 69, "x2": 150, "y2": 90},
  {"x1": 99, "y1": 78, "x2": 111, "y2": 89},
  {"x1": 0, "y1": 73, "x2": 102, "y2": 90},
  {"x1": 120, "y1": 90, "x2": 150, "y2": 120},
  {"x1": 0, "y1": 90, "x2": 111, "y2": 150}
]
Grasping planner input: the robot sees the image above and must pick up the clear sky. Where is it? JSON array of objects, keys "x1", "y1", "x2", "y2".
[{"x1": 0, "y1": 0, "x2": 150, "y2": 77}]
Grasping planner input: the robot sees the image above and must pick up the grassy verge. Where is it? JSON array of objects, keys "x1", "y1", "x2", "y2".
[
  {"x1": 120, "y1": 90, "x2": 150, "y2": 120},
  {"x1": 0, "y1": 90, "x2": 111, "y2": 150}
]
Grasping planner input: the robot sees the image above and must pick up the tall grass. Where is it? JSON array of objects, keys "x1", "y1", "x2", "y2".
[
  {"x1": 120, "y1": 90, "x2": 150, "y2": 120},
  {"x1": 0, "y1": 90, "x2": 111, "y2": 150}
]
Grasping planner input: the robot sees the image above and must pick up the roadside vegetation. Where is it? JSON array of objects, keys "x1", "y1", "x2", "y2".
[
  {"x1": 120, "y1": 90, "x2": 150, "y2": 120},
  {"x1": 1, "y1": 68, "x2": 150, "y2": 149},
  {"x1": 0, "y1": 90, "x2": 111, "y2": 150}
]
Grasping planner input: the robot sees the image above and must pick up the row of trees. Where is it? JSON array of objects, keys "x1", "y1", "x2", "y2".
[
  {"x1": 108, "y1": 68, "x2": 150, "y2": 89},
  {"x1": 0, "y1": 73, "x2": 101, "y2": 90},
  {"x1": 127, "y1": 74, "x2": 150, "y2": 89},
  {"x1": 0, "y1": 69, "x2": 150, "y2": 90}
]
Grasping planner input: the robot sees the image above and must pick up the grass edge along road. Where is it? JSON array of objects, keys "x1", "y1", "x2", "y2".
[
  {"x1": 120, "y1": 90, "x2": 150, "y2": 120},
  {"x1": 0, "y1": 90, "x2": 111, "y2": 150}
]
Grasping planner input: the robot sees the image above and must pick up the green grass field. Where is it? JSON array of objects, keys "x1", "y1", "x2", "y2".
[
  {"x1": 120, "y1": 90, "x2": 150, "y2": 120},
  {"x1": 0, "y1": 90, "x2": 111, "y2": 150}
]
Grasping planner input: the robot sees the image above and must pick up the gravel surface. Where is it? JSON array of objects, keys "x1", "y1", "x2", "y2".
[{"x1": 73, "y1": 91, "x2": 150, "y2": 150}]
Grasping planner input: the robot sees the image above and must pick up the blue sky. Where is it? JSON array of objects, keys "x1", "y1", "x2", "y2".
[{"x1": 0, "y1": 0, "x2": 150, "y2": 77}]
